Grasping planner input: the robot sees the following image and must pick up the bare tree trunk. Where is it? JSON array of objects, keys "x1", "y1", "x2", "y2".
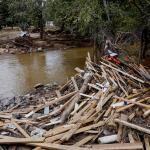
[
  {"x1": 103, "y1": 0, "x2": 110, "y2": 21},
  {"x1": 139, "y1": 26, "x2": 150, "y2": 63},
  {"x1": 39, "y1": 13, "x2": 44, "y2": 40}
]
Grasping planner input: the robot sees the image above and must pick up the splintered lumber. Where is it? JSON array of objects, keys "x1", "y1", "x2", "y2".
[
  {"x1": 60, "y1": 123, "x2": 81, "y2": 141},
  {"x1": 71, "y1": 101, "x2": 87, "y2": 115},
  {"x1": 71, "y1": 77, "x2": 79, "y2": 91},
  {"x1": 100, "y1": 61, "x2": 145, "y2": 83},
  {"x1": 55, "y1": 90, "x2": 61, "y2": 98},
  {"x1": 0, "y1": 137, "x2": 45, "y2": 144},
  {"x1": 115, "y1": 96, "x2": 150, "y2": 109},
  {"x1": 29, "y1": 143, "x2": 95, "y2": 150},
  {"x1": 75, "y1": 121, "x2": 104, "y2": 134},
  {"x1": 0, "y1": 53, "x2": 150, "y2": 149},
  {"x1": 96, "y1": 92, "x2": 115, "y2": 111},
  {"x1": 11, "y1": 119, "x2": 30, "y2": 138},
  {"x1": 117, "y1": 124, "x2": 123, "y2": 142},
  {"x1": 44, "y1": 124, "x2": 75, "y2": 137},
  {"x1": 144, "y1": 136, "x2": 150, "y2": 150},
  {"x1": 128, "y1": 131, "x2": 135, "y2": 143},
  {"x1": 73, "y1": 135, "x2": 95, "y2": 146},
  {"x1": 25, "y1": 91, "x2": 77, "y2": 118},
  {"x1": 29, "y1": 142, "x2": 144, "y2": 150},
  {"x1": 70, "y1": 101, "x2": 94, "y2": 123},
  {"x1": 85, "y1": 143, "x2": 143, "y2": 150},
  {"x1": 143, "y1": 109, "x2": 150, "y2": 118},
  {"x1": 61, "y1": 74, "x2": 92, "y2": 123},
  {"x1": 0, "y1": 114, "x2": 12, "y2": 119},
  {"x1": 115, "y1": 119, "x2": 150, "y2": 135},
  {"x1": 32, "y1": 147, "x2": 42, "y2": 150},
  {"x1": 128, "y1": 113, "x2": 136, "y2": 121},
  {"x1": 45, "y1": 133, "x2": 65, "y2": 143},
  {"x1": 75, "y1": 67, "x2": 84, "y2": 74},
  {"x1": 45, "y1": 120, "x2": 104, "y2": 142},
  {"x1": 116, "y1": 97, "x2": 150, "y2": 112}
]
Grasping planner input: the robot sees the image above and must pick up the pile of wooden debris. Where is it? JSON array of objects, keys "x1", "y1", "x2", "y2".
[{"x1": 0, "y1": 53, "x2": 150, "y2": 150}]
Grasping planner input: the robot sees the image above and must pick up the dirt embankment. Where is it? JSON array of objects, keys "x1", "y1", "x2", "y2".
[{"x1": 0, "y1": 28, "x2": 92, "y2": 55}]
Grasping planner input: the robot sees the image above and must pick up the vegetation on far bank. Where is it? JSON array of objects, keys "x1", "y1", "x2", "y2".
[{"x1": 0, "y1": 0, "x2": 149, "y2": 61}]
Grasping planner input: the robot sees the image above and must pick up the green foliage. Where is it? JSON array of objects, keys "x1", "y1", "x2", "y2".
[
  {"x1": 0, "y1": 0, "x2": 150, "y2": 41},
  {"x1": 45, "y1": 0, "x2": 150, "y2": 39}
]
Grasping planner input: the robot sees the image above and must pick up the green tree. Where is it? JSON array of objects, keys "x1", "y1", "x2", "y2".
[{"x1": 0, "y1": 0, "x2": 9, "y2": 29}]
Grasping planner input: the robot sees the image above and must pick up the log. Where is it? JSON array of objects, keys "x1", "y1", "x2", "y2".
[
  {"x1": 115, "y1": 119, "x2": 150, "y2": 135},
  {"x1": 61, "y1": 74, "x2": 92, "y2": 123}
]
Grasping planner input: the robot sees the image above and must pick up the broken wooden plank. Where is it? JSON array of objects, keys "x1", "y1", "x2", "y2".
[
  {"x1": 116, "y1": 97, "x2": 150, "y2": 112},
  {"x1": 115, "y1": 118, "x2": 150, "y2": 135},
  {"x1": 71, "y1": 77, "x2": 79, "y2": 91},
  {"x1": 115, "y1": 96, "x2": 150, "y2": 109},
  {"x1": 11, "y1": 119, "x2": 30, "y2": 138},
  {"x1": 55, "y1": 90, "x2": 61, "y2": 98},
  {"x1": 0, "y1": 137, "x2": 45, "y2": 144},
  {"x1": 85, "y1": 142, "x2": 143, "y2": 150},
  {"x1": 61, "y1": 74, "x2": 92, "y2": 123},
  {"x1": 25, "y1": 91, "x2": 77, "y2": 118},
  {"x1": 73, "y1": 135, "x2": 95, "y2": 146},
  {"x1": 144, "y1": 135, "x2": 150, "y2": 150},
  {"x1": 100, "y1": 61, "x2": 145, "y2": 83}
]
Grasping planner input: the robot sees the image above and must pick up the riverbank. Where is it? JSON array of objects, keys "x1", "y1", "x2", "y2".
[{"x1": 0, "y1": 29, "x2": 92, "y2": 55}]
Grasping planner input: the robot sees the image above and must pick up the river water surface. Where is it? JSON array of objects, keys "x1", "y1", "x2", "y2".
[{"x1": 0, "y1": 47, "x2": 92, "y2": 99}]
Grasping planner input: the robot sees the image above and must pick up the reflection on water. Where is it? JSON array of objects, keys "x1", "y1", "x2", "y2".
[{"x1": 0, "y1": 47, "x2": 92, "y2": 99}]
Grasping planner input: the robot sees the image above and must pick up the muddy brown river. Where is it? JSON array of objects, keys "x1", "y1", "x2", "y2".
[{"x1": 0, "y1": 47, "x2": 92, "y2": 99}]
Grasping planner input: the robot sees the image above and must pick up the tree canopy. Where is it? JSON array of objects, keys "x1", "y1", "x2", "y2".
[{"x1": 0, "y1": 0, "x2": 150, "y2": 40}]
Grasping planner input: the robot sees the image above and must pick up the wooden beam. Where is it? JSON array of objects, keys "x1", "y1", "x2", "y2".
[
  {"x1": 11, "y1": 119, "x2": 30, "y2": 138},
  {"x1": 61, "y1": 75, "x2": 92, "y2": 123},
  {"x1": 100, "y1": 61, "x2": 145, "y2": 83},
  {"x1": 116, "y1": 97, "x2": 150, "y2": 112},
  {"x1": 73, "y1": 135, "x2": 95, "y2": 146},
  {"x1": 29, "y1": 142, "x2": 143, "y2": 150},
  {"x1": 55, "y1": 90, "x2": 61, "y2": 98},
  {"x1": 25, "y1": 91, "x2": 77, "y2": 118},
  {"x1": 85, "y1": 143, "x2": 143, "y2": 150},
  {"x1": 115, "y1": 119, "x2": 150, "y2": 135},
  {"x1": 144, "y1": 135, "x2": 150, "y2": 150},
  {"x1": 0, "y1": 137, "x2": 44, "y2": 144},
  {"x1": 71, "y1": 77, "x2": 79, "y2": 91}
]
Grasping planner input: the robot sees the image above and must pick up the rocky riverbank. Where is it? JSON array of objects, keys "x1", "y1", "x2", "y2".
[{"x1": 0, "y1": 29, "x2": 92, "y2": 55}]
